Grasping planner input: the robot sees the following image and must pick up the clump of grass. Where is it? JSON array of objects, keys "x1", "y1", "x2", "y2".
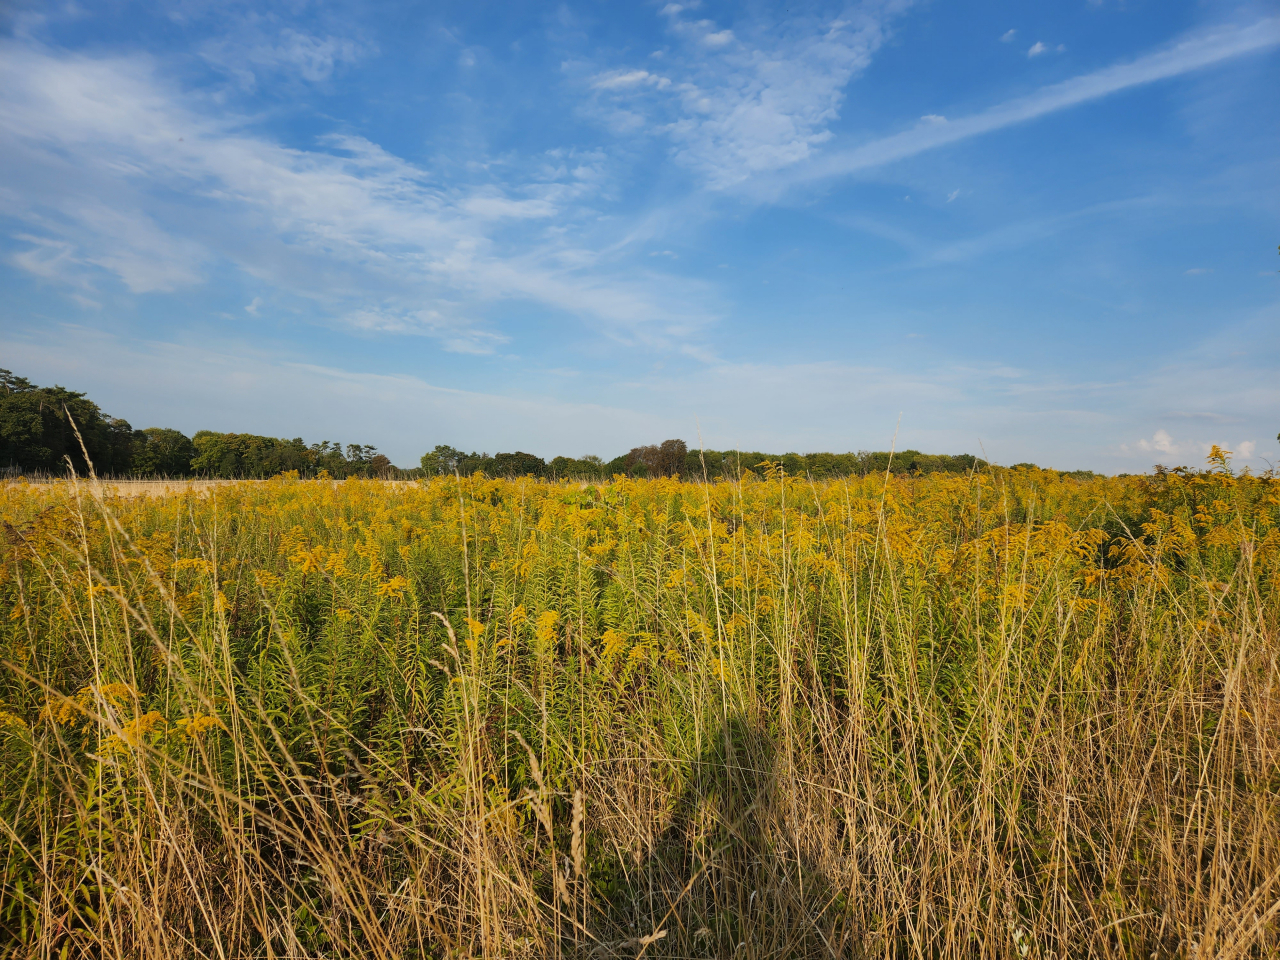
[{"x1": 0, "y1": 464, "x2": 1277, "y2": 958}]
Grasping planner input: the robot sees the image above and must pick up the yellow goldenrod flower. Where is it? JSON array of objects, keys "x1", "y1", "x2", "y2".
[
  {"x1": 103, "y1": 710, "x2": 167, "y2": 756},
  {"x1": 175, "y1": 713, "x2": 225, "y2": 739},
  {"x1": 0, "y1": 708, "x2": 27, "y2": 733},
  {"x1": 534, "y1": 610, "x2": 559, "y2": 646},
  {"x1": 254, "y1": 570, "x2": 283, "y2": 592},
  {"x1": 376, "y1": 575, "x2": 410, "y2": 599},
  {"x1": 600, "y1": 628, "x2": 628, "y2": 666}
]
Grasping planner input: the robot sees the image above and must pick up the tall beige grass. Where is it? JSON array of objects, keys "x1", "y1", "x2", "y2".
[{"x1": 0, "y1": 465, "x2": 1277, "y2": 958}]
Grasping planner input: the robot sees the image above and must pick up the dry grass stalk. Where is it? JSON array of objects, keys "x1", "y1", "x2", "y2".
[{"x1": 0, "y1": 465, "x2": 1276, "y2": 958}]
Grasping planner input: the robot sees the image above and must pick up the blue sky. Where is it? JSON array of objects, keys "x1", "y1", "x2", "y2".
[{"x1": 1, "y1": 0, "x2": 1277, "y2": 471}]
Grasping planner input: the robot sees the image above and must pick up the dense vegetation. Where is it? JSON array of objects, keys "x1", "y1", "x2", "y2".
[
  {"x1": 0, "y1": 369, "x2": 136, "y2": 476},
  {"x1": 3, "y1": 370, "x2": 997, "y2": 481},
  {"x1": 189, "y1": 433, "x2": 391, "y2": 479},
  {"x1": 420, "y1": 442, "x2": 997, "y2": 481},
  {"x1": 1, "y1": 453, "x2": 1276, "y2": 958},
  {"x1": 0, "y1": 370, "x2": 393, "y2": 480}
]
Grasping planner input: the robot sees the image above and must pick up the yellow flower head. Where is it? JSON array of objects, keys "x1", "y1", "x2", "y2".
[
  {"x1": 464, "y1": 617, "x2": 485, "y2": 655},
  {"x1": 600, "y1": 628, "x2": 628, "y2": 666},
  {"x1": 535, "y1": 610, "x2": 560, "y2": 645},
  {"x1": 290, "y1": 544, "x2": 328, "y2": 573},
  {"x1": 0, "y1": 708, "x2": 27, "y2": 733},
  {"x1": 43, "y1": 683, "x2": 139, "y2": 728},
  {"x1": 175, "y1": 713, "x2": 225, "y2": 740},
  {"x1": 103, "y1": 710, "x2": 167, "y2": 756},
  {"x1": 1206, "y1": 444, "x2": 1233, "y2": 474},
  {"x1": 254, "y1": 570, "x2": 283, "y2": 593},
  {"x1": 376, "y1": 575, "x2": 410, "y2": 599}
]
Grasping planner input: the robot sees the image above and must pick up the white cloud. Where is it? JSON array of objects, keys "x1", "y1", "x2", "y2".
[
  {"x1": 581, "y1": 1, "x2": 916, "y2": 188},
  {"x1": 792, "y1": 18, "x2": 1280, "y2": 186},
  {"x1": 946, "y1": 189, "x2": 960, "y2": 202},
  {"x1": 1028, "y1": 42, "x2": 1048, "y2": 58},
  {"x1": 593, "y1": 69, "x2": 670, "y2": 90},
  {"x1": 1131, "y1": 431, "x2": 1262, "y2": 465},
  {"x1": 344, "y1": 308, "x2": 507, "y2": 354},
  {"x1": 1184, "y1": 267, "x2": 1212, "y2": 275},
  {"x1": 1001, "y1": 30, "x2": 1017, "y2": 43},
  {"x1": 920, "y1": 114, "x2": 946, "y2": 123},
  {"x1": 1136, "y1": 429, "x2": 1197, "y2": 456},
  {"x1": 0, "y1": 41, "x2": 720, "y2": 351},
  {"x1": 202, "y1": 28, "x2": 372, "y2": 87},
  {"x1": 9, "y1": 203, "x2": 204, "y2": 294},
  {"x1": 76, "y1": 201, "x2": 205, "y2": 292},
  {"x1": 9, "y1": 234, "x2": 87, "y2": 286},
  {"x1": 245, "y1": 296, "x2": 262, "y2": 315}
]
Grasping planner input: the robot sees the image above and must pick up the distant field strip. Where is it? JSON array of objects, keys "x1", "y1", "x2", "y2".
[{"x1": 2, "y1": 478, "x2": 420, "y2": 497}]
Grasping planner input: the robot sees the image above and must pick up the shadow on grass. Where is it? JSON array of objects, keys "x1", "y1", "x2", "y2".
[{"x1": 594, "y1": 711, "x2": 840, "y2": 958}]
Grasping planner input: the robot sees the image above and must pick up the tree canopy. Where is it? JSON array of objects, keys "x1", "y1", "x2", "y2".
[
  {"x1": 132, "y1": 428, "x2": 197, "y2": 477},
  {"x1": 190, "y1": 434, "x2": 396, "y2": 479},
  {"x1": 0, "y1": 369, "x2": 135, "y2": 476},
  {"x1": 0, "y1": 369, "x2": 394, "y2": 478}
]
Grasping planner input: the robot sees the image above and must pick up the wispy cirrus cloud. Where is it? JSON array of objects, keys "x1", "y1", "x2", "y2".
[
  {"x1": 789, "y1": 17, "x2": 1280, "y2": 185},
  {"x1": 201, "y1": 27, "x2": 374, "y2": 87},
  {"x1": 581, "y1": 0, "x2": 915, "y2": 188},
  {"x1": 0, "y1": 40, "x2": 720, "y2": 353},
  {"x1": 593, "y1": 69, "x2": 671, "y2": 91}
]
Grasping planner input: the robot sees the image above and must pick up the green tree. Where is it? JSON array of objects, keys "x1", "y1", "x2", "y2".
[
  {"x1": 132, "y1": 428, "x2": 196, "y2": 476},
  {"x1": 420, "y1": 445, "x2": 464, "y2": 476},
  {"x1": 191, "y1": 432, "x2": 314, "y2": 478},
  {"x1": 548, "y1": 454, "x2": 606, "y2": 479},
  {"x1": 343, "y1": 444, "x2": 394, "y2": 477},
  {"x1": 622, "y1": 439, "x2": 687, "y2": 478},
  {"x1": 490, "y1": 451, "x2": 546, "y2": 477},
  {"x1": 0, "y1": 369, "x2": 135, "y2": 476},
  {"x1": 309, "y1": 441, "x2": 351, "y2": 476}
]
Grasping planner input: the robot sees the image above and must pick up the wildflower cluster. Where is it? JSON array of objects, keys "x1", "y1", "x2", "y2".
[{"x1": 0, "y1": 463, "x2": 1277, "y2": 958}]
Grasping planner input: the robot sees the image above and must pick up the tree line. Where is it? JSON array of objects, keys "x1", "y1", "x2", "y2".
[
  {"x1": 420, "y1": 439, "x2": 990, "y2": 480},
  {"x1": 0, "y1": 370, "x2": 397, "y2": 479},
  {"x1": 2, "y1": 368, "x2": 996, "y2": 480}
]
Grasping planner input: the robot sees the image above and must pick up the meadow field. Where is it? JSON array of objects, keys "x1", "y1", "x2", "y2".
[{"x1": 0, "y1": 462, "x2": 1277, "y2": 959}]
